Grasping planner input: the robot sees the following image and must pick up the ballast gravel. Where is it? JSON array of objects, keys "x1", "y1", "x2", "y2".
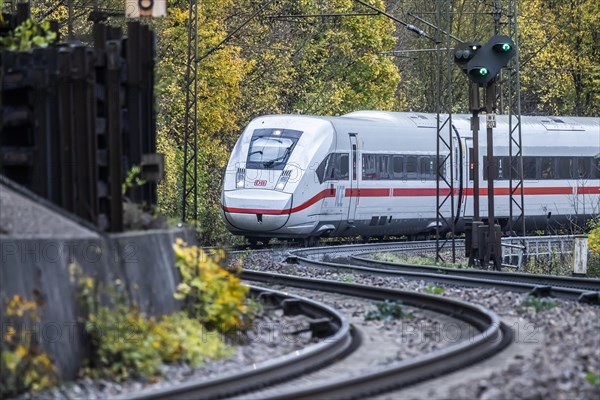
[{"x1": 242, "y1": 252, "x2": 600, "y2": 400}]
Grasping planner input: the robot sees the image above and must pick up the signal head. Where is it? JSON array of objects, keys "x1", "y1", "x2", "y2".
[
  {"x1": 493, "y1": 42, "x2": 512, "y2": 52},
  {"x1": 465, "y1": 35, "x2": 517, "y2": 85},
  {"x1": 454, "y1": 41, "x2": 481, "y2": 72}
]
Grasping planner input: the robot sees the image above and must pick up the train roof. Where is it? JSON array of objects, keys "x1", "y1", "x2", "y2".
[
  {"x1": 253, "y1": 111, "x2": 599, "y2": 132},
  {"x1": 249, "y1": 112, "x2": 599, "y2": 150},
  {"x1": 342, "y1": 110, "x2": 599, "y2": 132}
]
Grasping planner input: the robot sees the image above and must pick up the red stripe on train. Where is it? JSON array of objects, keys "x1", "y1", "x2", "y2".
[
  {"x1": 222, "y1": 189, "x2": 336, "y2": 215},
  {"x1": 463, "y1": 187, "x2": 598, "y2": 195},
  {"x1": 223, "y1": 186, "x2": 599, "y2": 214},
  {"x1": 345, "y1": 188, "x2": 390, "y2": 197}
]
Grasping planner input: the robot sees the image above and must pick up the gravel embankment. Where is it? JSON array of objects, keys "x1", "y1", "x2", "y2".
[{"x1": 243, "y1": 253, "x2": 600, "y2": 400}]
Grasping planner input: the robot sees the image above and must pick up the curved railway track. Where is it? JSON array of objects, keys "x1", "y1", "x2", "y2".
[
  {"x1": 125, "y1": 259, "x2": 513, "y2": 399},
  {"x1": 239, "y1": 271, "x2": 512, "y2": 399},
  {"x1": 124, "y1": 285, "x2": 354, "y2": 400},
  {"x1": 285, "y1": 242, "x2": 600, "y2": 304}
]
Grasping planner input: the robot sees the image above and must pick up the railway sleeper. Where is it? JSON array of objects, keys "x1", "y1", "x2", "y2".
[
  {"x1": 527, "y1": 285, "x2": 553, "y2": 298},
  {"x1": 578, "y1": 291, "x2": 600, "y2": 305}
]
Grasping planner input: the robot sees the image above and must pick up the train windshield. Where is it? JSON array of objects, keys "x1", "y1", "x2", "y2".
[{"x1": 246, "y1": 128, "x2": 302, "y2": 170}]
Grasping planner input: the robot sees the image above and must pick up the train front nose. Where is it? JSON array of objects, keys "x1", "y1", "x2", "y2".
[{"x1": 221, "y1": 189, "x2": 292, "y2": 232}]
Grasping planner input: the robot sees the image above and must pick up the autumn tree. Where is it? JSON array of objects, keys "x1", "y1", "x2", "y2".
[{"x1": 519, "y1": 0, "x2": 599, "y2": 115}]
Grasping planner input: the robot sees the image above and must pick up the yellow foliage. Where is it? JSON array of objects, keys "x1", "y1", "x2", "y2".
[
  {"x1": 85, "y1": 305, "x2": 231, "y2": 381},
  {"x1": 589, "y1": 226, "x2": 600, "y2": 255},
  {"x1": 1, "y1": 295, "x2": 56, "y2": 396},
  {"x1": 172, "y1": 239, "x2": 250, "y2": 331}
]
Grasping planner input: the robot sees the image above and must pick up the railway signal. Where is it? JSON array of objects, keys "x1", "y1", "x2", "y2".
[
  {"x1": 453, "y1": 42, "x2": 481, "y2": 73},
  {"x1": 465, "y1": 35, "x2": 516, "y2": 85}
]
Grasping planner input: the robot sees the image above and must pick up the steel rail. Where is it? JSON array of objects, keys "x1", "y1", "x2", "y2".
[
  {"x1": 123, "y1": 286, "x2": 355, "y2": 400},
  {"x1": 351, "y1": 252, "x2": 600, "y2": 292},
  {"x1": 241, "y1": 270, "x2": 512, "y2": 400},
  {"x1": 286, "y1": 244, "x2": 600, "y2": 304}
]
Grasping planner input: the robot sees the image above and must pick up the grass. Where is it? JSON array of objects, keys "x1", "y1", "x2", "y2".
[
  {"x1": 520, "y1": 296, "x2": 559, "y2": 312},
  {"x1": 423, "y1": 285, "x2": 445, "y2": 295},
  {"x1": 370, "y1": 252, "x2": 468, "y2": 269},
  {"x1": 364, "y1": 300, "x2": 413, "y2": 321}
]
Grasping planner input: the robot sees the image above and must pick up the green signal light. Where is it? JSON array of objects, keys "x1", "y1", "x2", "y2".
[
  {"x1": 478, "y1": 67, "x2": 488, "y2": 76},
  {"x1": 501, "y1": 43, "x2": 511, "y2": 51}
]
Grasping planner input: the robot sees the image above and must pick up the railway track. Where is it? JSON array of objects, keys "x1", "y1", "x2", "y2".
[
  {"x1": 285, "y1": 242, "x2": 600, "y2": 303},
  {"x1": 125, "y1": 258, "x2": 513, "y2": 399},
  {"x1": 238, "y1": 271, "x2": 512, "y2": 399},
  {"x1": 124, "y1": 286, "x2": 354, "y2": 400}
]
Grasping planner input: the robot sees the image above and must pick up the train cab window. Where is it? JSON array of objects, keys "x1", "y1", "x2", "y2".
[
  {"x1": 540, "y1": 157, "x2": 555, "y2": 179},
  {"x1": 523, "y1": 157, "x2": 537, "y2": 180},
  {"x1": 316, "y1": 153, "x2": 349, "y2": 183},
  {"x1": 557, "y1": 157, "x2": 573, "y2": 179},
  {"x1": 246, "y1": 128, "x2": 302, "y2": 170}
]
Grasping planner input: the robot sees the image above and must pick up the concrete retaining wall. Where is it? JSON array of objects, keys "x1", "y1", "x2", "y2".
[{"x1": 0, "y1": 228, "x2": 195, "y2": 379}]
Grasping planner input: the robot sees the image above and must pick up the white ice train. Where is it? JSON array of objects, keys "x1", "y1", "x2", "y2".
[{"x1": 221, "y1": 111, "x2": 600, "y2": 244}]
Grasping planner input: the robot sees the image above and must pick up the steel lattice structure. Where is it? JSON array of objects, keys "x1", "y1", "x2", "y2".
[
  {"x1": 506, "y1": 0, "x2": 526, "y2": 239},
  {"x1": 434, "y1": 0, "x2": 456, "y2": 263},
  {"x1": 181, "y1": 0, "x2": 199, "y2": 223}
]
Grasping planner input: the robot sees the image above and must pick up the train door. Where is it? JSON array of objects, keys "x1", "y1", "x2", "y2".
[
  {"x1": 453, "y1": 135, "x2": 464, "y2": 219},
  {"x1": 463, "y1": 138, "x2": 473, "y2": 218},
  {"x1": 347, "y1": 134, "x2": 359, "y2": 223}
]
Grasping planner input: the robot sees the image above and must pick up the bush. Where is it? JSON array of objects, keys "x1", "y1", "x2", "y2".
[
  {"x1": 85, "y1": 306, "x2": 231, "y2": 381},
  {"x1": 74, "y1": 269, "x2": 234, "y2": 382},
  {"x1": 173, "y1": 239, "x2": 250, "y2": 332},
  {"x1": 1, "y1": 294, "x2": 56, "y2": 397},
  {"x1": 588, "y1": 218, "x2": 600, "y2": 255},
  {"x1": 587, "y1": 252, "x2": 600, "y2": 278}
]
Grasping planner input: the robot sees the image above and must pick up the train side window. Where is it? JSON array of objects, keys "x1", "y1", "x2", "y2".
[
  {"x1": 420, "y1": 156, "x2": 434, "y2": 180},
  {"x1": 540, "y1": 157, "x2": 555, "y2": 179},
  {"x1": 593, "y1": 157, "x2": 600, "y2": 179},
  {"x1": 497, "y1": 157, "x2": 508, "y2": 180},
  {"x1": 482, "y1": 156, "x2": 499, "y2": 180},
  {"x1": 378, "y1": 155, "x2": 390, "y2": 180},
  {"x1": 317, "y1": 153, "x2": 350, "y2": 183},
  {"x1": 438, "y1": 156, "x2": 447, "y2": 178},
  {"x1": 393, "y1": 156, "x2": 404, "y2": 179},
  {"x1": 557, "y1": 157, "x2": 573, "y2": 179},
  {"x1": 577, "y1": 157, "x2": 591, "y2": 178},
  {"x1": 362, "y1": 154, "x2": 376, "y2": 180},
  {"x1": 405, "y1": 156, "x2": 417, "y2": 180},
  {"x1": 523, "y1": 157, "x2": 537, "y2": 179},
  {"x1": 339, "y1": 154, "x2": 349, "y2": 180}
]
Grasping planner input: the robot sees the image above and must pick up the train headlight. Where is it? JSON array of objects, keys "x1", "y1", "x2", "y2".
[
  {"x1": 275, "y1": 170, "x2": 292, "y2": 191},
  {"x1": 236, "y1": 168, "x2": 245, "y2": 188}
]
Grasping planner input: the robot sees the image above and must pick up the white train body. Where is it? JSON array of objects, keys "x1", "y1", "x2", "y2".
[{"x1": 221, "y1": 111, "x2": 600, "y2": 240}]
